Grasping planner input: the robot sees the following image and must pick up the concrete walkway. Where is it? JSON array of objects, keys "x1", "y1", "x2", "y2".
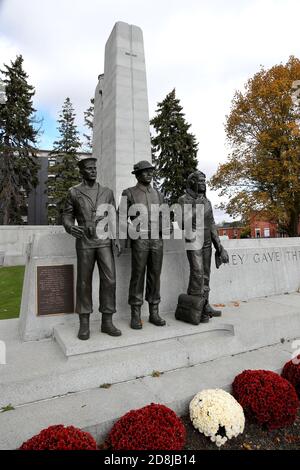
[{"x1": 0, "y1": 293, "x2": 299, "y2": 449}]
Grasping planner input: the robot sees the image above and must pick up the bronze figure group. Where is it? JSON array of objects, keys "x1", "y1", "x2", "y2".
[{"x1": 62, "y1": 157, "x2": 229, "y2": 340}]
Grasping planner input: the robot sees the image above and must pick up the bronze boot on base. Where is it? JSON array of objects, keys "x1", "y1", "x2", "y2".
[
  {"x1": 149, "y1": 304, "x2": 166, "y2": 326},
  {"x1": 130, "y1": 305, "x2": 142, "y2": 329},
  {"x1": 101, "y1": 314, "x2": 122, "y2": 336},
  {"x1": 200, "y1": 307, "x2": 210, "y2": 323},
  {"x1": 205, "y1": 303, "x2": 222, "y2": 317},
  {"x1": 78, "y1": 314, "x2": 90, "y2": 340}
]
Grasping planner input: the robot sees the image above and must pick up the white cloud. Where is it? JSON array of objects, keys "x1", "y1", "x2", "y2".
[{"x1": 1, "y1": 0, "x2": 300, "y2": 221}]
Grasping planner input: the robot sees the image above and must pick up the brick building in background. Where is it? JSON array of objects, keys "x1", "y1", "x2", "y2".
[
  {"x1": 217, "y1": 213, "x2": 300, "y2": 239},
  {"x1": 249, "y1": 213, "x2": 300, "y2": 238},
  {"x1": 249, "y1": 213, "x2": 278, "y2": 238},
  {"x1": 217, "y1": 221, "x2": 245, "y2": 239}
]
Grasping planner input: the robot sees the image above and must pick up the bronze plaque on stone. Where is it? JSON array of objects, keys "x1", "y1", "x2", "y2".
[{"x1": 37, "y1": 265, "x2": 74, "y2": 316}]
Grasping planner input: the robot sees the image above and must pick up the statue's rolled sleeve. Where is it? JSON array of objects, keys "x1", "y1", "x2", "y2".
[
  {"x1": 211, "y1": 224, "x2": 222, "y2": 254},
  {"x1": 208, "y1": 201, "x2": 222, "y2": 254},
  {"x1": 118, "y1": 189, "x2": 132, "y2": 247},
  {"x1": 107, "y1": 189, "x2": 118, "y2": 239},
  {"x1": 62, "y1": 189, "x2": 75, "y2": 234},
  {"x1": 176, "y1": 196, "x2": 185, "y2": 230}
]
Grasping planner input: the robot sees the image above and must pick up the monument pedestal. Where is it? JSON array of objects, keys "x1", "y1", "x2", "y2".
[
  {"x1": 53, "y1": 313, "x2": 234, "y2": 357},
  {"x1": 19, "y1": 231, "x2": 300, "y2": 343}
]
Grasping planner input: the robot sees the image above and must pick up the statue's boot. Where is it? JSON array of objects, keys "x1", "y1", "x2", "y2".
[
  {"x1": 130, "y1": 305, "x2": 142, "y2": 329},
  {"x1": 78, "y1": 313, "x2": 90, "y2": 340},
  {"x1": 149, "y1": 304, "x2": 166, "y2": 326},
  {"x1": 200, "y1": 310, "x2": 210, "y2": 323},
  {"x1": 205, "y1": 303, "x2": 222, "y2": 317},
  {"x1": 101, "y1": 313, "x2": 122, "y2": 336}
]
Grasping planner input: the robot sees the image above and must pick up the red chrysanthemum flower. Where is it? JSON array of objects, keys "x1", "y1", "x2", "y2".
[
  {"x1": 232, "y1": 369, "x2": 299, "y2": 430},
  {"x1": 282, "y1": 355, "x2": 300, "y2": 397},
  {"x1": 106, "y1": 403, "x2": 186, "y2": 450},
  {"x1": 19, "y1": 424, "x2": 97, "y2": 450}
]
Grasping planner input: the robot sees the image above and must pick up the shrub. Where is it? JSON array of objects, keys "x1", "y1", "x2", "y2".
[
  {"x1": 189, "y1": 389, "x2": 245, "y2": 447},
  {"x1": 19, "y1": 424, "x2": 97, "y2": 450},
  {"x1": 106, "y1": 403, "x2": 186, "y2": 450},
  {"x1": 282, "y1": 355, "x2": 300, "y2": 397},
  {"x1": 232, "y1": 369, "x2": 299, "y2": 430}
]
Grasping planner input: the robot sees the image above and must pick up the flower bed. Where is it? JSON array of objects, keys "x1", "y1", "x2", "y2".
[
  {"x1": 106, "y1": 403, "x2": 186, "y2": 450},
  {"x1": 232, "y1": 369, "x2": 299, "y2": 430},
  {"x1": 19, "y1": 424, "x2": 97, "y2": 450},
  {"x1": 189, "y1": 389, "x2": 245, "y2": 447},
  {"x1": 282, "y1": 355, "x2": 300, "y2": 397}
]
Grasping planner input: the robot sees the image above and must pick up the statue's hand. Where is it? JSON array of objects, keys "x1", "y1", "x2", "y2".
[
  {"x1": 220, "y1": 246, "x2": 229, "y2": 264},
  {"x1": 114, "y1": 240, "x2": 122, "y2": 257},
  {"x1": 70, "y1": 226, "x2": 85, "y2": 239}
]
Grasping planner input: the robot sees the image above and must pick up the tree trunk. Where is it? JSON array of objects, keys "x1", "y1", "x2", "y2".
[
  {"x1": 287, "y1": 209, "x2": 300, "y2": 237},
  {"x1": 3, "y1": 205, "x2": 9, "y2": 225}
]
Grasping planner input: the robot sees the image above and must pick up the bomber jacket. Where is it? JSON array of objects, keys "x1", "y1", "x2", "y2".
[
  {"x1": 177, "y1": 188, "x2": 222, "y2": 253},
  {"x1": 62, "y1": 182, "x2": 116, "y2": 250}
]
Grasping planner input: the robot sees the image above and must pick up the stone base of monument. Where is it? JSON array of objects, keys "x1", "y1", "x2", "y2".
[
  {"x1": 2, "y1": 233, "x2": 299, "y2": 448},
  {"x1": 0, "y1": 292, "x2": 299, "y2": 449},
  {"x1": 53, "y1": 313, "x2": 234, "y2": 357}
]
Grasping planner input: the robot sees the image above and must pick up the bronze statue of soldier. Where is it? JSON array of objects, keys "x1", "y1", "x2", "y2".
[
  {"x1": 119, "y1": 160, "x2": 167, "y2": 329},
  {"x1": 62, "y1": 157, "x2": 121, "y2": 340},
  {"x1": 178, "y1": 170, "x2": 229, "y2": 319}
]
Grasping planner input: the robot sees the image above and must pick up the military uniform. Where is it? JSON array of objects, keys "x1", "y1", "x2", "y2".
[
  {"x1": 178, "y1": 187, "x2": 223, "y2": 300},
  {"x1": 121, "y1": 182, "x2": 165, "y2": 307},
  {"x1": 62, "y1": 182, "x2": 117, "y2": 316},
  {"x1": 119, "y1": 160, "x2": 168, "y2": 329}
]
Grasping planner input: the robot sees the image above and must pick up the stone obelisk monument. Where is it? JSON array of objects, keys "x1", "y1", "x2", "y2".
[{"x1": 92, "y1": 22, "x2": 152, "y2": 203}]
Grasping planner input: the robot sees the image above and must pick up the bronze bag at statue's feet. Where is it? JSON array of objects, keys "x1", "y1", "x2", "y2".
[{"x1": 175, "y1": 294, "x2": 210, "y2": 325}]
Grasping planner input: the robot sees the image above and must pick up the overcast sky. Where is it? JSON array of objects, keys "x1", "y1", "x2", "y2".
[{"x1": 1, "y1": 0, "x2": 300, "y2": 222}]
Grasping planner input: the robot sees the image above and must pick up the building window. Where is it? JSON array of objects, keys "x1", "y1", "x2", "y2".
[
  {"x1": 255, "y1": 228, "x2": 261, "y2": 238},
  {"x1": 264, "y1": 228, "x2": 270, "y2": 238}
]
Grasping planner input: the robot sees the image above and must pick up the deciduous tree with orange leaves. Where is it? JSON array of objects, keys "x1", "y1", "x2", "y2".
[{"x1": 210, "y1": 56, "x2": 300, "y2": 236}]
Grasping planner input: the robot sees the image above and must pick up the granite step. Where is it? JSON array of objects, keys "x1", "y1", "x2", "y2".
[{"x1": 0, "y1": 341, "x2": 292, "y2": 450}]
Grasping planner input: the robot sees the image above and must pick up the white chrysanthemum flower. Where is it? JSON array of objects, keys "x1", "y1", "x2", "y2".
[{"x1": 189, "y1": 389, "x2": 245, "y2": 447}]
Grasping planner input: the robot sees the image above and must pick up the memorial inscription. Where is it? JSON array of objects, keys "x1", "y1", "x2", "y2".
[
  {"x1": 228, "y1": 249, "x2": 300, "y2": 266},
  {"x1": 37, "y1": 265, "x2": 74, "y2": 316}
]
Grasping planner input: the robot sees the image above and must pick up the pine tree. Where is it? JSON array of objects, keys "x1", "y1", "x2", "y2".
[
  {"x1": 150, "y1": 89, "x2": 199, "y2": 205},
  {"x1": 83, "y1": 98, "x2": 94, "y2": 151},
  {"x1": 47, "y1": 97, "x2": 81, "y2": 224},
  {"x1": 0, "y1": 55, "x2": 40, "y2": 224}
]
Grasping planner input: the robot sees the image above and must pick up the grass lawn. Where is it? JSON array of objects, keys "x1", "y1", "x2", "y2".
[{"x1": 0, "y1": 265, "x2": 25, "y2": 320}]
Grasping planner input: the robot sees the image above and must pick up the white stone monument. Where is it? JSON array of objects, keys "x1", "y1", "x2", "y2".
[{"x1": 92, "y1": 22, "x2": 152, "y2": 203}]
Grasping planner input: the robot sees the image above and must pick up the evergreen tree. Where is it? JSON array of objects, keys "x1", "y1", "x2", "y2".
[
  {"x1": 47, "y1": 97, "x2": 81, "y2": 224},
  {"x1": 0, "y1": 55, "x2": 40, "y2": 224},
  {"x1": 150, "y1": 89, "x2": 199, "y2": 205},
  {"x1": 83, "y1": 97, "x2": 94, "y2": 151}
]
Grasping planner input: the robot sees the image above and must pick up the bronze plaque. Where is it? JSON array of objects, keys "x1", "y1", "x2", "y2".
[{"x1": 37, "y1": 265, "x2": 74, "y2": 316}]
